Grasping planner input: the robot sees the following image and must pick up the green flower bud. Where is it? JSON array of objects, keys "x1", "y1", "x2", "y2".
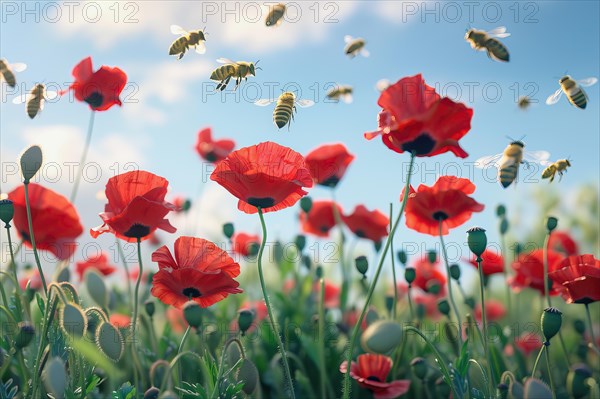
[
  {"x1": 384, "y1": 296, "x2": 394, "y2": 314},
  {"x1": 416, "y1": 303, "x2": 426, "y2": 320},
  {"x1": 238, "y1": 309, "x2": 255, "y2": 336},
  {"x1": 427, "y1": 280, "x2": 441, "y2": 295},
  {"x1": 573, "y1": 319, "x2": 586, "y2": 335},
  {"x1": 237, "y1": 358, "x2": 259, "y2": 394},
  {"x1": 181, "y1": 199, "x2": 192, "y2": 212},
  {"x1": 294, "y1": 235, "x2": 306, "y2": 252},
  {"x1": 397, "y1": 250, "x2": 408, "y2": 265},
  {"x1": 360, "y1": 320, "x2": 403, "y2": 354},
  {"x1": 427, "y1": 250, "x2": 437, "y2": 264},
  {"x1": 437, "y1": 299, "x2": 451, "y2": 316},
  {"x1": 405, "y1": 267, "x2": 416, "y2": 284},
  {"x1": 546, "y1": 217, "x2": 558, "y2": 232},
  {"x1": 42, "y1": 357, "x2": 67, "y2": 399},
  {"x1": 513, "y1": 242, "x2": 523, "y2": 256},
  {"x1": 464, "y1": 296, "x2": 476, "y2": 309},
  {"x1": 435, "y1": 377, "x2": 451, "y2": 398},
  {"x1": 315, "y1": 265, "x2": 324, "y2": 279},
  {"x1": 467, "y1": 227, "x2": 487, "y2": 257},
  {"x1": 0, "y1": 199, "x2": 14, "y2": 225},
  {"x1": 523, "y1": 377, "x2": 552, "y2": 399},
  {"x1": 145, "y1": 300, "x2": 155, "y2": 318},
  {"x1": 247, "y1": 242, "x2": 260, "y2": 257},
  {"x1": 449, "y1": 264, "x2": 461, "y2": 280},
  {"x1": 374, "y1": 240, "x2": 382, "y2": 252},
  {"x1": 144, "y1": 387, "x2": 160, "y2": 399},
  {"x1": 222, "y1": 223, "x2": 234, "y2": 239},
  {"x1": 183, "y1": 301, "x2": 203, "y2": 328},
  {"x1": 496, "y1": 204, "x2": 506, "y2": 217},
  {"x1": 499, "y1": 218, "x2": 509, "y2": 235},
  {"x1": 410, "y1": 357, "x2": 428, "y2": 380},
  {"x1": 301, "y1": 254, "x2": 312, "y2": 270},
  {"x1": 541, "y1": 307, "x2": 562, "y2": 342},
  {"x1": 567, "y1": 364, "x2": 592, "y2": 399},
  {"x1": 300, "y1": 196, "x2": 313, "y2": 213},
  {"x1": 15, "y1": 321, "x2": 35, "y2": 349},
  {"x1": 20, "y1": 145, "x2": 43, "y2": 183},
  {"x1": 355, "y1": 255, "x2": 368, "y2": 276}
]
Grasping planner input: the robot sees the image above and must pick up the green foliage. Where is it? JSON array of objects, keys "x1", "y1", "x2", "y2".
[
  {"x1": 112, "y1": 383, "x2": 136, "y2": 399},
  {"x1": 0, "y1": 379, "x2": 18, "y2": 399}
]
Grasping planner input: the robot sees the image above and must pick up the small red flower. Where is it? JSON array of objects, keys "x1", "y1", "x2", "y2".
[
  {"x1": 75, "y1": 252, "x2": 117, "y2": 281},
  {"x1": 151, "y1": 236, "x2": 242, "y2": 309},
  {"x1": 468, "y1": 249, "x2": 505, "y2": 276},
  {"x1": 511, "y1": 249, "x2": 564, "y2": 296},
  {"x1": 67, "y1": 57, "x2": 127, "y2": 111},
  {"x1": 340, "y1": 354, "x2": 411, "y2": 399},
  {"x1": 109, "y1": 314, "x2": 131, "y2": 329},
  {"x1": 410, "y1": 258, "x2": 447, "y2": 296},
  {"x1": 413, "y1": 292, "x2": 441, "y2": 319},
  {"x1": 342, "y1": 205, "x2": 389, "y2": 243},
  {"x1": 210, "y1": 141, "x2": 313, "y2": 214},
  {"x1": 91, "y1": 170, "x2": 177, "y2": 243},
  {"x1": 548, "y1": 254, "x2": 600, "y2": 304},
  {"x1": 195, "y1": 127, "x2": 235, "y2": 163},
  {"x1": 232, "y1": 232, "x2": 261, "y2": 257},
  {"x1": 365, "y1": 74, "x2": 473, "y2": 158},
  {"x1": 8, "y1": 183, "x2": 83, "y2": 260},
  {"x1": 402, "y1": 176, "x2": 484, "y2": 236},
  {"x1": 513, "y1": 332, "x2": 542, "y2": 356},
  {"x1": 474, "y1": 299, "x2": 506, "y2": 322},
  {"x1": 313, "y1": 280, "x2": 341, "y2": 308},
  {"x1": 548, "y1": 231, "x2": 579, "y2": 257},
  {"x1": 300, "y1": 200, "x2": 341, "y2": 237},
  {"x1": 19, "y1": 269, "x2": 44, "y2": 291},
  {"x1": 304, "y1": 143, "x2": 355, "y2": 188}
]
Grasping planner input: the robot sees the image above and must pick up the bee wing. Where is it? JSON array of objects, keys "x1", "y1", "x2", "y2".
[
  {"x1": 376, "y1": 79, "x2": 391, "y2": 92},
  {"x1": 524, "y1": 150, "x2": 551, "y2": 165},
  {"x1": 296, "y1": 99, "x2": 315, "y2": 108},
  {"x1": 474, "y1": 153, "x2": 503, "y2": 168},
  {"x1": 254, "y1": 99, "x2": 276, "y2": 106},
  {"x1": 360, "y1": 48, "x2": 370, "y2": 57},
  {"x1": 344, "y1": 35, "x2": 354, "y2": 43},
  {"x1": 545, "y1": 88, "x2": 563, "y2": 105},
  {"x1": 10, "y1": 63, "x2": 27, "y2": 72},
  {"x1": 578, "y1": 77, "x2": 598, "y2": 87},
  {"x1": 216, "y1": 58, "x2": 235, "y2": 64},
  {"x1": 487, "y1": 26, "x2": 510, "y2": 37},
  {"x1": 12, "y1": 93, "x2": 30, "y2": 104},
  {"x1": 340, "y1": 93, "x2": 353, "y2": 104},
  {"x1": 194, "y1": 41, "x2": 207, "y2": 54},
  {"x1": 45, "y1": 90, "x2": 59, "y2": 100},
  {"x1": 170, "y1": 24, "x2": 187, "y2": 34}
]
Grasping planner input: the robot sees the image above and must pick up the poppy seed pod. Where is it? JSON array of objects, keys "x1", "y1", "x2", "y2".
[
  {"x1": 541, "y1": 307, "x2": 562, "y2": 342},
  {"x1": 449, "y1": 264, "x2": 461, "y2": 280},
  {"x1": 405, "y1": 267, "x2": 416, "y2": 284},
  {"x1": 144, "y1": 387, "x2": 160, "y2": 399},
  {"x1": 361, "y1": 320, "x2": 403, "y2": 354},
  {"x1": 300, "y1": 196, "x2": 313, "y2": 213},
  {"x1": 546, "y1": 217, "x2": 558, "y2": 232},
  {"x1": 427, "y1": 250, "x2": 437, "y2": 264},
  {"x1": 437, "y1": 299, "x2": 451, "y2": 316},
  {"x1": 19, "y1": 145, "x2": 43, "y2": 183},
  {"x1": 410, "y1": 357, "x2": 428, "y2": 380},
  {"x1": 573, "y1": 319, "x2": 586, "y2": 335},
  {"x1": 567, "y1": 364, "x2": 592, "y2": 399},
  {"x1": 355, "y1": 256, "x2": 368, "y2": 276},
  {"x1": 397, "y1": 250, "x2": 408, "y2": 265},
  {"x1": 499, "y1": 217, "x2": 509, "y2": 235},
  {"x1": 183, "y1": 301, "x2": 203, "y2": 328},
  {"x1": 144, "y1": 300, "x2": 155, "y2": 318},
  {"x1": 315, "y1": 265, "x2": 324, "y2": 279},
  {"x1": 15, "y1": 322, "x2": 35, "y2": 349},
  {"x1": 0, "y1": 199, "x2": 14, "y2": 224},
  {"x1": 374, "y1": 240, "x2": 382, "y2": 252},
  {"x1": 464, "y1": 296, "x2": 476, "y2": 309},
  {"x1": 467, "y1": 227, "x2": 487, "y2": 257},
  {"x1": 222, "y1": 223, "x2": 235, "y2": 239},
  {"x1": 427, "y1": 280, "x2": 441, "y2": 295},
  {"x1": 496, "y1": 204, "x2": 506, "y2": 217},
  {"x1": 294, "y1": 234, "x2": 306, "y2": 252},
  {"x1": 238, "y1": 309, "x2": 255, "y2": 335}
]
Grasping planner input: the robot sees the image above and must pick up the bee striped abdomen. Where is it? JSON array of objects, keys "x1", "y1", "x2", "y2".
[
  {"x1": 273, "y1": 102, "x2": 294, "y2": 129},
  {"x1": 27, "y1": 97, "x2": 41, "y2": 119},
  {"x1": 169, "y1": 37, "x2": 188, "y2": 55},
  {"x1": 499, "y1": 163, "x2": 518, "y2": 188},
  {"x1": 567, "y1": 89, "x2": 587, "y2": 109},
  {"x1": 211, "y1": 65, "x2": 236, "y2": 81},
  {"x1": 485, "y1": 38, "x2": 509, "y2": 62}
]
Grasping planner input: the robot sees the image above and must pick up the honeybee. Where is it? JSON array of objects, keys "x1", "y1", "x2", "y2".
[
  {"x1": 542, "y1": 159, "x2": 571, "y2": 183},
  {"x1": 475, "y1": 140, "x2": 550, "y2": 188},
  {"x1": 375, "y1": 79, "x2": 391, "y2": 92},
  {"x1": 0, "y1": 59, "x2": 27, "y2": 88},
  {"x1": 465, "y1": 26, "x2": 510, "y2": 62},
  {"x1": 255, "y1": 92, "x2": 314, "y2": 129},
  {"x1": 518, "y1": 96, "x2": 532, "y2": 110},
  {"x1": 13, "y1": 83, "x2": 58, "y2": 119},
  {"x1": 326, "y1": 85, "x2": 353, "y2": 103},
  {"x1": 210, "y1": 58, "x2": 260, "y2": 91},
  {"x1": 265, "y1": 3, "x2": 286, "y2": 27},
  {"x1": 344, "y1": 35, "x2": 369, "y2": 58},
  {"x1": 546, "y1": 76, "x2": 598, "y2": 109},
  {"x1": 169, "y1": 25, "x2": 207, "y2": 60}
]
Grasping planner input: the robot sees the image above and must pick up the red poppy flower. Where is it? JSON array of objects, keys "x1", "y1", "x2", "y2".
[
  {"x1": 511, "y1": 249, "x2": 564, "y2": 296},
  {"x1": 67, "y1": 56, "x2": 127, "y2": 111},
  {"x1": 365, "y1": 74, "x2": 473, "y2": 158},
  {"x1": 304, "y1": 143, "x2": 355, "y2": 188},
  {"x1": 232, "y1": 232, "x2": 261, "y2": 257},
  {"x1": 512, "y1": 332, "x2": 542, "y2": 356},
  {"x1": 474, "y1": 299, "x2": 506, "y2": 322},
  {"x1": 210, "y1": 142, "x2": 313, "y2": 214},
  {"x1": 548, "y1": 231, "x2": 579, "y2": 257},
  {"x1": 91, "y1": 170, "x2": 177, "y2": 243},
  {"x1": 548, "y1": 254, "x2": 600, "y2": 304},
  {"x1": 468, "y1": 249, "x2": 505, "y2": 276},
  {"x1": 410, "y1": 258, "x2": 447, "y2": 296},
  {"x1": 340, "y1": 354, "x2": 411, "y2": 399},
  {"x1": 151, "y1": 236, "x2": 242, "y2": 309},
  {"x1": 19, "y1": 269, "x2": 44, "y2": 291},
  {"x1": 342, "y1": 205, "x2": 389, "y2": 243},
  {"x1": 300, "y1": 200, "x2": 341, "y2": 237},
  {"x1": 109, "y1": 314, "x2": 131, "y2": 329},
  {"x1": 75, "y1": 252, "x2": 117, "y2": 281},
  {"x1": 313, "y1": 280, "x2": 341, "y2": 308},
  {"x1": 8, "y1": 183, "x2": 83, "y2": 260},
  {"x1": 195, "y1": 127, "x2": 235, "y2": 163},
  {"x1": 402, "y1": 176, "x2": 484, "y2": 236}
]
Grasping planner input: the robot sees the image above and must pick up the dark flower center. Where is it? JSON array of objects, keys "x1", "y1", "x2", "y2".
[
  {"x1": 366, "y1": 376, "x2": 382, "y2": 382},
  {"x1": 124, "y1": 223, "x2": 151, "y2": 238},
  {"x1": 84, "y1": 92, "x2": 104, "y2": 108},
  {"x1": 319, "y1": 226, "x2": 330, "y2": 233},
  {"x1": 319, "y1": 175, "x2": 340, "y2": 188},
  {"x1": 204, "y1": 151, "x2": 217, "y2": 162},
  {"x1": 20, "y1": 231, "x2": 31, "y2": 242},
  {"x1": 355, "y1": 230, "x2": 366, "y2": 238},
  {"x1": 182, "y1": 287, "x2": 202, "y2": 298},
  {"x1": 401, "y1": 133, "x2": 436, "y2": 156},
  {"x1": 432, "y1": 211, "x2": 448, "y2": 221},
  {"x1": 248, "y1": 197, "x2": 276, "y2": 208}
]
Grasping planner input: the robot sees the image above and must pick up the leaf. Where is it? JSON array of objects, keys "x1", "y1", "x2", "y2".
[
  {"x1": 36, "y1": 292, "x2": 45, "y2": 315},
  {"x1": 489, "y1": 344, "x2": 508, "y2": 383},
  {"x1": 111, "y1": 383, "x2": 136, "y2": 399},
  {"x1": 455, "y1": 340, "x2": 470, "y2": 377}
]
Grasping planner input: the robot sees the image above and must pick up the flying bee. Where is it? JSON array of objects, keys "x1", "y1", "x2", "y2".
[
  {"x1": 518, "y1": 96, "x2": 532, "y2": 110},
  {"x1": 265, "y1": 3, "x2": 286, "y2": 27},
  {"x1": 13, "y1": 83, "x2": 59, "y2": 119},
  {"x1": 375, "y1": 79, "x2": 391, "y2": 92},
  {"x1": 255, "y1": 92, "x2": 314, "y2": 129},
  {"x1": 546, "y1": 76, "x2": 598, "y2": 109},
  {"x1": 169, "y1": 25, "x2": 207, "y2": 59},
  {"x1": 475, "y1": 139, "x2": 550, "y2": 188},
  {"x1": 326, "y1": 84, "x2": 353, "y2": 103},
  {"x1": 344, "y1": 35, "x2": 369, "y2": 58},
  {"x1": 542, "y1": 159, "x2": 572, "y2": 183},
  {"x1": 465, "y1": 26, "x2": 510, "y2": 62},
  {"x1": 210, "y1": 58, "x2": 260, "y2": 91},
  {"x1": 0, "y1": 59, "x2": 27, "y2": 88}
]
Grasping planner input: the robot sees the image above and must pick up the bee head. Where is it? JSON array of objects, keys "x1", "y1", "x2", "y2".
[
  {"x1": 465, "y1": 28, "x2": 474, "y2": 39},
  {"x1": 510, "y1": 140, "x2": 525, "y2": 148},
  {"x1": 559, "y1": 75, "x2": 571, "y2": 84}
]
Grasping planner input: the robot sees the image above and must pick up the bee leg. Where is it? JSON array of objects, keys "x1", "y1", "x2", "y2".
[{"x1": 219, "y1": 76, "x2": 232, "y2": 91}]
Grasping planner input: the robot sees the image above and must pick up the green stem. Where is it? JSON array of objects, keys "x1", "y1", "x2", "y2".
[
  {"x1": 531, "y1": 344, "x2": 545, "y2": 378},
  {"x1": 23, "y1": 182, "x2": 48, "y2": 296},
  {"x1": 31, "y1": 295, "x2": 58, "y2": 398},
  {"x1": 210, "y1": 339, "x2": 245, "y2": 399},
  {"x1": 407, "y1": 285, "x2": 415, "y2": 321},
  {"x1": 438, "y1": 222, "x2": 462, "y2": 345},
  {"x1": 500, "y1": 234, "x2": 512, "y2": 316},
  {"x1": 543, "y1": 233, "x2": 552, "y2": 308},
  {"x1": 318, "y1": 276, "x2": 327, "y2": 399},
  {"x1": 70, "y1": 110, "x2": 95, "y2": 203},
  {"x1": 586, "y1": 304, "x2": 600, "y2": 353},
  {"x1": 116, "y1": 240, "x2": 133, "y2": 312},
  {"x1": 544, "y1": 345, "x2": 557, "y2": 399},
  {"x1": 178, "y1": 326, "x2": 192, "y2": 383},
  {"x1": 257, "y1": 208, "x2": 295, "y2": 399},
  {"x1": 477, "y1": 256, "x2": 496, "y2": 391},
  {"x1": 341, "y1": 152, "x2": 416, "y2": 399},
  {"x1": 130, "y1": 237, "x2": 145, "y2": 391},
  {"x1": 331, "y1": 190, "x2": 348, "y2": 313},
  {"x1": 389, "y1": 203, "x2": 397, "y2": 320}
]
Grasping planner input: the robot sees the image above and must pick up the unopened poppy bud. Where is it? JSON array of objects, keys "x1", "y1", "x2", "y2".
[
  {"x1": 315, "y1": 265, "x2": 324, "y2": 279},
  {"x1": 546, "y1": 216, "x2": 558, "y2": 232},
  {"x1": 238, "y1": 309, "x2": 255, "y2": 335},
  {"x1": 15, "y1": 321, "x2": 35, "y2": 349},
  {"x1": 222, "y1": 223, "x2": 234, "y2": 239},
  {"x1": 300, "y1": 196, "x2": 312, "y2": 213},
  {"x1": 181, "y1": 199, "x2": 192, "y2": 212},
  {"x1": 397, "y1": 250, "x2": 408, "y2": 265},
  {"x1": 437, "y1": 299, "x2": 450, "y2": 316},
  {"x1": 374, "y1": 241, "x2": 382, "y2": 252},
  {"x1": 449, "y1": 264, "x2": 461, "y2": 280},
  {"x1": 183, "y1": 301, "x2": 203, "y2": 328},
  {"x1": 513, "y1": 242, "x2": 523, "y2": 256},
  {"x1": 0, "y1": 199, "x2": 14, "y2": 225},
  {"x1": 294, "y1": 235, "x2": 306, "y2": 252},
  {"x1": 435, "y1": 377, "x2": 451, "y2": 398},
  {"x1": 361, "y1": 320, "x2": 403, "y2": 354},
  {"x1": 497, "y1": 383, "x2": 509, "y2": 399},
  {"x1": 19, "y1": 145, "x2": 43, "y2": 183},
  {"x1": 247, "y1": 242, "x2": 260, "y2": 257},
  {"x1": 416, "y1": 303, "x2": 426, "y2": 320},
  {"x1": 467, "y1": 227, "x2": 487, "y2": 257},
  {"x1": 384, "y1": 296, "x2": 394, "y2": 313},
  {"x1": 427, "y1": 280, "x2": 441, "y2": 295},
  {"x1": 144, "y1": 300, "x2": 155, "y2": 318},
  {"x1": 410, "y1": 357, "x2": 428, "y2": 380},
  {"x1": 496, "y1": 204, "x2": 506, "y2": 217},
  {"x1": 567, "y1": 364, "x2": 592, "y2": 399},
  {"x1": 541, "y1": 307, "x2": 562, "y2": 342},
  {"x1": 144, "y1": 387, "x2": 160, "y2": 399},
  {"x1": 237, "y1": 358, "x2": 259, "y2": 394},
  {"x1": 464, "y1": 296, "x2": 476, "y2": 309},
  {"x1": 427, "y1": 250, "x2": 437, "y2": 264},
  {"x1": 405, "y1": 267, "x2": 416, "y2": 284},
  {"x1": 301, "y1": 254, "x2": 312, "y2": 269},
  {"x1": 355, "y1": 256, "x2": 368, "y2": 276},
  {"x1": 499, "y1": 218, "x2": 509, "y2": 235},
  {"x1": 573, "y1": 319, "x2": 586, "y2": 335}
]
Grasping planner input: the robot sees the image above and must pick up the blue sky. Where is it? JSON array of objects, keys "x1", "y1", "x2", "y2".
[{"x1": 1, "y1": 1, "x2": 598, "y2": 284}]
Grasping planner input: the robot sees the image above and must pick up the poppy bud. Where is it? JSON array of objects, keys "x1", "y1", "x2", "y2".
[
  {"x1": 315, "y1": 265, "x2": 323, "y2": 279},
  {"x1": 416, "y1": 303, "x2": 426, "y2": 320},
  {"x1": 183, "y1": 301, "x2": 203, "y2": 329},
  {"x1": 567, "y1": 364, "x2": 592, "y2": 399},
  {"x1": 449, "y1": 264, "x2": 461, "y2": 280},
  {"x1": 405, "y1": 267, "x2": 416, "y2": 284},
  {"x1": 437, "y1": 299, "x2": 451, "y2": 316},
  {"x1": 300, "y1": 196, "x2": 313, "y2": 213},
  {"x1": 144, "y1": 387, "x2": 160, "y2": 399},
  {"x1": 435, "y1": 377, "x2": 451, "y2": 398},
  {"x1": 576, "y1": 343, "x2": 588, "y2": 361},
  {"x1": 546, "y1": 217, "x2": 558, "y2": 232},
  {"x1": 144, "y1": 300, "x2": 155, "y2": 318},
  {"x1": 573, "y1": 319, "x2": 586, "y2": 335},
  {"x1": 301, "y1": 254, "x2": 312, "y2": 269},
  {"x1": 467, "y1": 227, "x2": 487, "y2": 257},
  {"x1": 410, "y1": 357, "x2": 428, "y2": 380},
  {"x1": 0, "y1": 199, "x2": 14, "y2": 225},
  {"x1": 42, "y1": 357, "x2": 67, "y2": 399},
  {"x1": 19, "y1": 145, "x2": 43, "y2": 183},
  {"x1": 374, "y1": 241, "x2": 382, "y2": 253},
  {"x1": 513, "y1": 242, "x2": 523, "y2": 256},
  {"x1": 96, "y1": 322, "x2": 124, "y2": 362},
  {"x1": 294, "y1": 235, "x2": 306, "y2": 252},
  {"x1": 181, "y1": 199, "x2": 192, "y2": 212},
  {"x1": 497, "y1": 383, "x2": 509, "y2": 399},
  {"x1": 15, "y1": 321, "x2": 35, "y2": 349},
  {"x1": 496, "y1": 204, "x2": 506, "y2": 217},
  {"x1": 361, "y1": 320, "x2": 403, "y2": 354},
  {"x1": 499, "y1": 217, "x2": 509, "y2": 235},
  {"x1": 237, "y1": 358, "x2": 259, "y2": 394},
  {"x1": 247, "y1": 242, "x2": 260, "y2": 257},
  {"x1": 238, "y1": 309, "x2": 255, "y2": 336},
  {"x1": 444, "y1": 322, "x2": 459, "y2": 349},
  {"x1": 541, "y1": 307, "x2": 562, "y2": 342},
  {"x1": 427, "y1": 280, "x2": 441, "y2": 295},
  {"x1": 524, "y1": 378, "x2": 552, "y2": 398},
  {"x1": 222, "y1": 223, "x2": 235, "y2": 239},
  {"x1": 397, "y1": 250, "x2": 408, "y2": 265},
  {"x1": 355, "y1": 256, "x2": 368, "y2": 276},
  {"x1": 464, "y1": 296, "x2": 476, "y2": 309},
  {"x1": 427, "y1": 250, "x2": 437, "y2": 264},
  {"x1": 384, "y1": 296, "x2": 394, "y2": 313}
]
